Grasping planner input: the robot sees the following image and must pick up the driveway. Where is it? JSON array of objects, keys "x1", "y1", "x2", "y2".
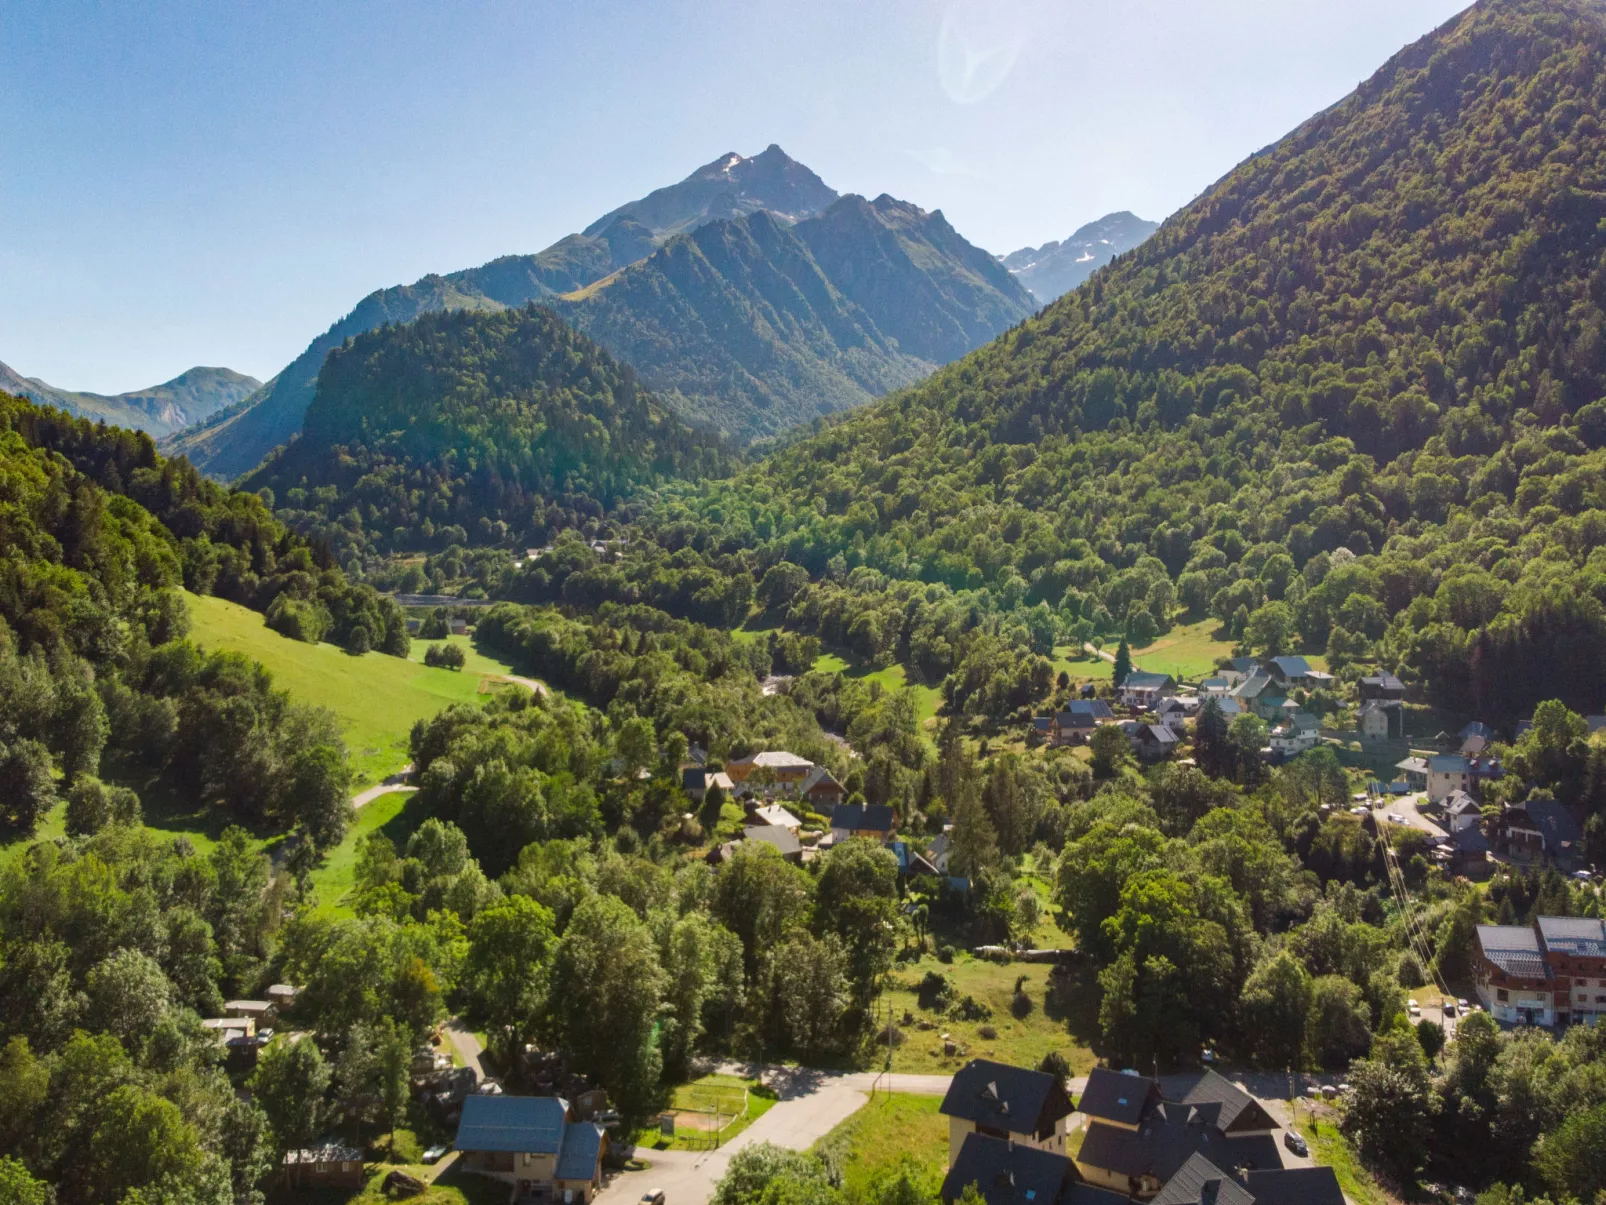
[
  {"x1": 444, "y1": 1019, "x2": 488, "y2": 1079},
  {"x1": 595, "y1": 1067, "x2": 955, "y2": 1205}
]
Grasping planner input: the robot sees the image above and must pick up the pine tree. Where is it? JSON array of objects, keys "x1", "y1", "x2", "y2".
[
  {"x1": 1194, "y1": 697, "x2": 1233, "y2": 779},
  {"x1": 1112, "y1": 637, "x2": 1133, "y2": 687}
]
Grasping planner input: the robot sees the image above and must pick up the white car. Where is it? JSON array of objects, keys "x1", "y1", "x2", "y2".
[
  {"x1": 1387, "y1": 812, "x2": 1406, "y2": 824},
  {"x1": 1408, "y1": 999, "x2": 1421, "y2": 1016}
]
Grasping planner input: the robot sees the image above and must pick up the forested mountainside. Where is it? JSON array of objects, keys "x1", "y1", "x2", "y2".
[
  {"x1": 0, "y1": 361, "x2": 259, "y2": 437},
  {"x1": 533, "y1": 0, "x2": 1606, "y2": 726},
  {"x1": 1000, "y1": 211, "x2": 1161, "y2": 303},
  {"x1": 162, "y1": 149, "x2": 1028, "y2": 473},
  {"x1": 241, "y1": 306, "x2": 734, "y2": 558},
  {"x1": 561, "y1": 194, "x2": 1033, "y2": 439},
  {"x1": 0, "y1": 390, "x2": 386, "y2": 850}
]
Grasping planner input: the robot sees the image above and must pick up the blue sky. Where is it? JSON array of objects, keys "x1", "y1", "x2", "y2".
[{"x1": 2, "y1": 0, "x2": 1469, "y2": 392}]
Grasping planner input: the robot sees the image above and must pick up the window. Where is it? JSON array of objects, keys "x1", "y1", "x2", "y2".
[{"x1": 1497, "y1": 989, "x2": 1509, "y2": 1002}]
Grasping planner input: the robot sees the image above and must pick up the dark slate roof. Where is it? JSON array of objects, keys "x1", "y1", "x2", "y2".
[
  {"x1": 831, "y1": 804, "x2": 895, "y2": 832},
  {"x1": 1524, "y1": 798, "x2": 1581, "y2": 849},
  {"x1": 1076, "y1": 1068, "x2": 1157, "y2": 1128},
  {"x1": 554, "y1": 1122, "x2": 604, "y2": 1181},
  {"x1": 1151, "y1": 1154, "x2": 1255, "y2": 1205},
  {"x1": 1537, "y1": 916, "x2": 1606, "y2": 958},
  {"x1": 682, "y1": 766, "x2": 707, "y2": 792},
  {"x1": 455, "y1": 1095, "x2": 569, "y2": 1154},
  {"x1": 941, "y1": 1132, "x2": 1073, "y2": 1205},
  {"x1": 1124, "y1": 672, "x2": 1174, "y2": 690},
  {"x1": 1361, "y1": 674, "x2": 1404, "y2": 691},
  {"x1": 1058, "y1": 1186, "x2": 1130, "y2": 1205},
  {"x1": 941, "y1": 1059, "x2": 1070, "y2": 1138},
  {"x1": 1034, "y1": 717, "x2": 1054, "y2": 732},
  {"x1": 1241, "y1": 1167, "x2": 1346, "y2": 1205},
  {"x1": 1269, "y1": 656, "x2": 1311, "y2": 678},
  {"x1": 1156, "y1": 1072, "x2": 1278, "y2": 1135},
  {"x1": 1476, "y1": 925, "x2": 1550, "y2": 979},
  {"x1": 1451, "y1": 824, "x2": 1490, "y2": 855},
  {"x1": 1076, "y1": 1119, "x2": 1279, "y2": 1186}
]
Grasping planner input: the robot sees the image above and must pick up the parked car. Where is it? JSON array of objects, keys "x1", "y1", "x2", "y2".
[
  {"x1": 421, "y1": 1144, "x2": 450, "y2": 1164},
  {"x1": 641, "y1": 1191, "x2": 667, "y2": 1205},
  {"x1": 1408, "y1": 999, "x2": 1421, "y2": 1016},
  {"x1": 1284, "y1": 1132, "x2": 1309, "y2": 1157},
  {"x1": 1442, "y1": 1000, "x2": 1457, "y2": 1016},
  {"x1": 1388, "y1": 812, "x2": 1406, "y2": 823}
]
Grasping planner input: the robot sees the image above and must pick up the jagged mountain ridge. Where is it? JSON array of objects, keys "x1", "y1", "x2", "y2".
[
  {"x1": 561, "y1": 193, "x2": 1035, "y2": 439},
  {"x1": 161, "y1": 147, "x2": 1030, "y2": 473},
  {"x1": 0, "y1": 361, "x2": 260, "y2": 437},
  {"x1": 999, "y1": 211, "x2": 1159, "y2": 303}
]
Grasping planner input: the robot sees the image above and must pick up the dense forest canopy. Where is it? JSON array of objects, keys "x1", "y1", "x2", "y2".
[
  {"x1": 244, "y1": 306, "x2": 734, "y2": 562},
  {"x1": 566, "y1": 0, "x2": 1606, "y2": 723}
]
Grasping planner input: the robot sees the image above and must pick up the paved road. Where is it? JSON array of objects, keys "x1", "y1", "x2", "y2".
[
  {"x1": 353, "y1": 765, "x2": 416, "y2": 808},
  {"x1": 1372, "y1": 792, "x2": 1446, "y2": 839}
]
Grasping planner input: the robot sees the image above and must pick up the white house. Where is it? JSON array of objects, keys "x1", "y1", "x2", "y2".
[
  {"x1": 1118, "y1": 671, "x2": 1175, "y2": 709},
  {"x1": 1444, "y1": 790, "x2": 1482, "y2": 833}
]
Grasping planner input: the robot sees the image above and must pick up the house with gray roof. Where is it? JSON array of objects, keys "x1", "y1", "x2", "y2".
[
  {"x1": 941, "y1": 1058, "x2": 1076, "y2": 1161},
  {"x1": 1474, "y1": 925, "x2": 1555, "y2": 1025}
]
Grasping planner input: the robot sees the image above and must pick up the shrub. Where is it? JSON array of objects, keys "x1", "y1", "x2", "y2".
[{"x1": 424, "y1": 643, "x2": 467, "y2": 670}]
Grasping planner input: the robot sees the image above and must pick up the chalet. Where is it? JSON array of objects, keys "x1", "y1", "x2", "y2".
[
  {"x1": 1475, "y1": 925, "x2": 1556, "y2": 1026},
  {"x1": 1121, "y1": 721, "x2": 1179, "y2": 762},
  {"x1": 1157, "y1": 696, "x2": 1200, "y2": 736},
  {"x1": 1492, "y1": 798, "x2": 1581, "y2": 869},
  {"x1": 1537, "y1": 916, "x2": 1606, "y2": 1027},
  {"x1": 1231, "y1": 671, "x2": 1286, "y2": 722},
  {"x1": 940, "y1": 1132, "x2": 1127, "y2": 1205},
  {"x1": 283, "y1": 1145, "x2": 365, "y2": 1190},
  {"x1": 830, "y1": 804, "x2": 896, "y2": 843},
  {"x1": 1265, "y1": 656, "x2": 1333, "y2": 690},
  {"x1": 1048, "y1": 700, "x2": 1116, "y2": 746},
  {"x1": 801, "y1": 766, "x2": 847, "y2": 810},
  {"x1": 1443, "y1": 791, "x2": 1481, "y2": 832},
  {"x1": 744, "y1": 802, "x2": 802, "y2": 834},
  {"x1": 1153, "y1": 1154, "x2": 1344, "y2": 1205},
  {"x1": 1357, "y1": 699, "x2": 1402, "y2": 741},
  {"x1": 454, "y1": 1095, "x2": 606, "y2": 1202},
  {"x1": 887, "y1": 840, "x2": 941, "y2": 878},
  {"x1": 1431, "y1": 822, "x2": 1492, "y2": 880},
  {"x1": 1033, "y1": 716, "x2": 1055, "y2": 742},
  {"x1": 725, "y1": 751, "x2": 815, "y2": 796},
  {"x1": 1073, "y1": 1069, "x2": 1282, "y2": 1200},
  {"x1": 940, "y1": 1058, "x2": 1076, "y2": 1162},
  {"x1": 1119, "y1": 672, "x2": 1176, "y2": 709},
  {"x1": 682, "y1": 766, "x2": 735, "y2": 801},
  {"x1": 1267, "y1": 722, "x2": 1317, "y2": 757},
  {"x1": 713, "y1": 825, "x2": 803, "y2": 864},
  {"x1": 1358, "y1": 673, "x2": 1406, "y2": 701}
]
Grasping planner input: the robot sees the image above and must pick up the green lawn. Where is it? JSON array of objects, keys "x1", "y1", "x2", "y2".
[
  {"x1": 185, "y1": 591, "x2": 528, "y2": 788},
  {"x1": 307, "y1": 788, "x2": 433, "y2": 912},
  {"x1": 1129, "y1": 619, "x2": 1236, "y2": 681},
  {"x1": 1052, "y1": 645, "x2": 1114, "y2": 684},
  {"x1": 635, "y1": 1073, "x2": 778, "y2": 1151},
  {"x1": 816, "y1": 1092, "x2": 950, "y2": 1197}
]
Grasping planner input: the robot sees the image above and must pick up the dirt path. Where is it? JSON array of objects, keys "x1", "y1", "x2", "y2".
[
  {"x1": 1083, "y1": 642, "x2": 1117, "y2": 664},
  {"x1": 444, "y1": 1018, "x2": 488, "y2": 1079}
]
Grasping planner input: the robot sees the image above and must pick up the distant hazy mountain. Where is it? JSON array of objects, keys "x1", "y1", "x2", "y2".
[
  {"x1": 0, "y1": 361, "x2": 260, "y2": 437},
  {"x1": 1000, "y1": 212, "x2": 1159, "y2": 303},
  {"x1": 164, "y1": 146, "x2": 1029, "y2": 473}
]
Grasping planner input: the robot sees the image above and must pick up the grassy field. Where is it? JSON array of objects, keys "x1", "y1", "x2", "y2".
[
  {"x1": 185, "y1": 591, "x2": 529, "y2": 787},
  {"x1": 1129, "y1": 619, "x2": 1236, "y2": 681},
  {"x1": 1052, "y1": 645, "x2": 1114, "y2": 684},
  {"x1": 636, "y1": 1073, "x2": 778, "y2": 1151},
  {"x1": 881, "y1": 887, "x2": 1097, "y2": 1076},
  {"x1": 816, "y1": 1092, "x2": 949, "y2": 1196}
]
